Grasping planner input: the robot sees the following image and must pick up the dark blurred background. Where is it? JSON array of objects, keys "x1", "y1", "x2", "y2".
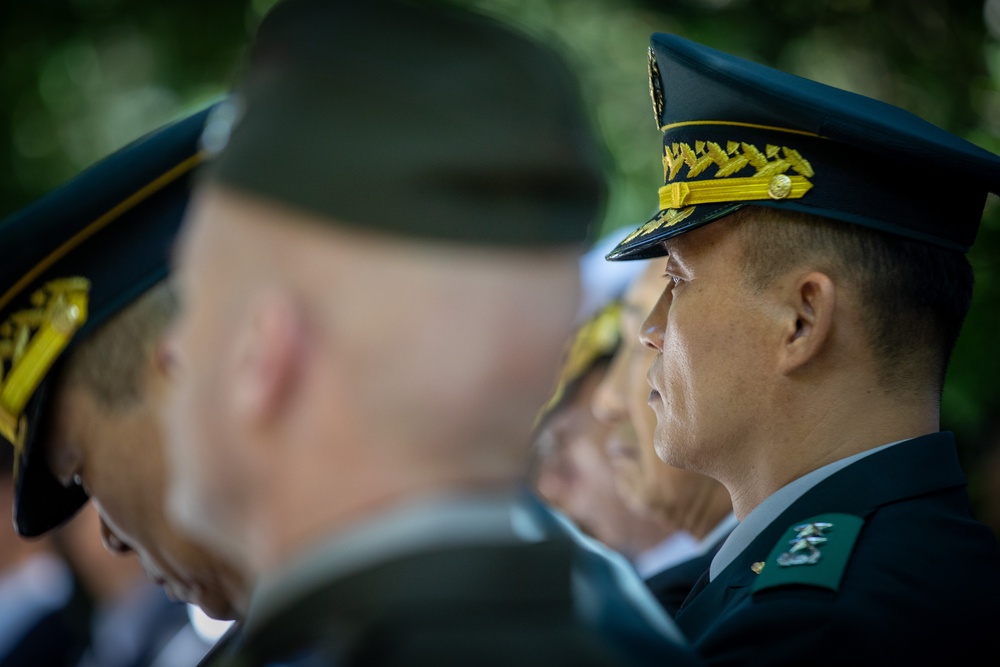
[{"x1": 2, "y1": 0, "x2": 998, "y2": 536}]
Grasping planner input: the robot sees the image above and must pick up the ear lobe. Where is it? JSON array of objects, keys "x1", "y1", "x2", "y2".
[
  {"x1": 779, "y1": 271, "x2": 836, "y2": 375},
  {"x1": 231, "y1": 290, "x2": 304, "y2": 425}
]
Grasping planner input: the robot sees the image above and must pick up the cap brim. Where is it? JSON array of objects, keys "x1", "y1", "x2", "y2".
[
  {"x1": 605, "y1": 202, "x2": 745, "y2": 261},
  {"x1": 13, "y1": 375, "x2": 88, "y2": 538}
]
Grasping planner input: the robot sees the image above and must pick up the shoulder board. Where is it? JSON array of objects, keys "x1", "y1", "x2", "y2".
[{"x1": 751, "y1": 512, "x2": 863, "y2": 595}]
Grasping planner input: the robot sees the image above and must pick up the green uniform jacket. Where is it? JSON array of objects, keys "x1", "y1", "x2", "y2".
[
  {"x1": 218, "y1": 537, "x2": 697, "y2": 667},
  {"x1": 676, "y1": 431, "x2": 1000, "y2": 666}
]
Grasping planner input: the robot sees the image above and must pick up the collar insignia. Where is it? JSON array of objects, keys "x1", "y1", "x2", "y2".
[{"x1": 777, "y1": 521, "x2": 834, "y2": 567}]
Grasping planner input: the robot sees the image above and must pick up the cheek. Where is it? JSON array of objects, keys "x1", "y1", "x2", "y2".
[{"x1": 659, "y1": 297, "x2": 731, "y2": 416}]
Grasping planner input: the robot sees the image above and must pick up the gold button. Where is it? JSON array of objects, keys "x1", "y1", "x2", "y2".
[
  {"x1": 50, "y1": 303, "x2": 82, "y2": 335},
  {"x1": 751, "y1": 561, "x2": 766, "y2": 575},
  {"x1": 768, "y1": 174, "x2": 792, "y2": 199}
]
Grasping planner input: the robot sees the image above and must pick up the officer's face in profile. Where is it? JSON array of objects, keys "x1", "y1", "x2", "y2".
[
  {"x1": 640, "y1": 217, "x2": 771, "y2": 473},
  {"x1": 43, "y1": 344, "x2": 245, "y2": 620},
  {"x1": 594, "y1": 263, "x2": 667, "y2": 515},
  {"x1": 596, "y1": 259, "x2": 730, "y2": 525}
]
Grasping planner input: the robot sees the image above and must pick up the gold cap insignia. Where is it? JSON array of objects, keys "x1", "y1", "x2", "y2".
[{"x1": 0, "y1": 278, "x2": 90, "y2": 454}]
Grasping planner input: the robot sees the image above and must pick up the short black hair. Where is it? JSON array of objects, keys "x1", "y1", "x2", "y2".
[{"x1": 732, "y1": 206, "x2": 974, "y2": 394}]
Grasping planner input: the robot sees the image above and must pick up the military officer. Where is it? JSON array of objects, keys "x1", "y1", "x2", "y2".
[
  {"x1": 605, "y1": 32, "x2": 1000, "y2": 665},
  {"x1": 0, "y1": 106, "x2": 246, "y2": 657},
  {"x1": 162, "y1": 1, "x2": 700, "y2": 666}
]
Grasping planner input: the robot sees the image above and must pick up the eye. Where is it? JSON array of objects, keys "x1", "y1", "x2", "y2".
[{"x1": 662, "y1": 273, "x2": 684, "y2": 287}]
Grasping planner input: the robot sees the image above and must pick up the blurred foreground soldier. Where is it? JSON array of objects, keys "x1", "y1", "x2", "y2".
[
  {"x1": 164, "y1": 1, "x2": 699, "y2": 666},
  {"x1": 593, "y1": 261, "x2": 735, "y2": 617},
  {"x1": 0, "y1": 106, "x2": 247, "y2": 653},
  {"x1": 606, "y1": 32, "x2": 1000, "y2": 664}
]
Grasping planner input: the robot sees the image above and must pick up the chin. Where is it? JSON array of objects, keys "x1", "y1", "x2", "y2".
[{"x1": 653, "y1": 424, "x2": 682, "y2": 463}]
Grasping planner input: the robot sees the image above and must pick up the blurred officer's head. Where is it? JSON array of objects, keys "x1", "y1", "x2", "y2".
[{"x1": 163, "y1": 0, "x2": 610, "y2": 577}]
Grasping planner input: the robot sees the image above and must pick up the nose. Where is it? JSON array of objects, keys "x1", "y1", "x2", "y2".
[
  {"x1": 639, "y1": 285, "x2": 672, "y2": 352},
  {"x1": 99, "y1": 518, "x2": 133, "y2": 555},
  {"x1": 592, "y1": 342, "x2": 631, "y2": 425}
]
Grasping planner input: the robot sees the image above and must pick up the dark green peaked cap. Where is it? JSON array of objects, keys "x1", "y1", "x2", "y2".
[
  {"x1": 0, "y1": 104, "x2": 217, "y2": 537},
  {"x1": 202, "y1": 0, "x2": 609, "y2": 247},
  {"x1": 607, "y1": 33, "x2": 1000, "y2": 261}
]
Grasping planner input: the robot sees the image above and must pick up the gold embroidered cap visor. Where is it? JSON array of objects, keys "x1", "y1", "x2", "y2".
[
  {"x1": 606, "y1": 33, "x2": 1000, "y2": 261},
  {"x1": 0, "y1": 104, "x2": 215, "y2": 537}
]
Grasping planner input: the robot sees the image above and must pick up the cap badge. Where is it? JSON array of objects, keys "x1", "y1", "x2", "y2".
[
  {"x1": 777, "y1": 521, "x2": 834, "y2": 567},
  {"x1": 647, "y1": 47, "x2": 664, "y2": 129}
]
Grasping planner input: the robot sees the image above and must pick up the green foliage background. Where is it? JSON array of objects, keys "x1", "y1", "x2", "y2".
[{"x1": 2, "y1": 0, "x2": 998, "y2": 528}]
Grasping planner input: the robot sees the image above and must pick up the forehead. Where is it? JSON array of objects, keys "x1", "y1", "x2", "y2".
[{"x1": 666, "y1": 217, "x2": 740, "y2": 260}]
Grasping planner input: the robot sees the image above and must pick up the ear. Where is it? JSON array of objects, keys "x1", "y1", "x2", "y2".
[
  {"x1": 230, "y1": 289, "x2": 304, "y2": 426},
  {"x1": 778, "y1": 271, "x2": 836, "y2": 375}
]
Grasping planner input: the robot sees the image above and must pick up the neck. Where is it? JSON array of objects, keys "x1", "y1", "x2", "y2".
[
  {"x1": 724, "y1": 384, "x2": 939, "y2": 520},
  {"x1": 249, "y1": 455, "x2": 523, "y2": 581}
]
